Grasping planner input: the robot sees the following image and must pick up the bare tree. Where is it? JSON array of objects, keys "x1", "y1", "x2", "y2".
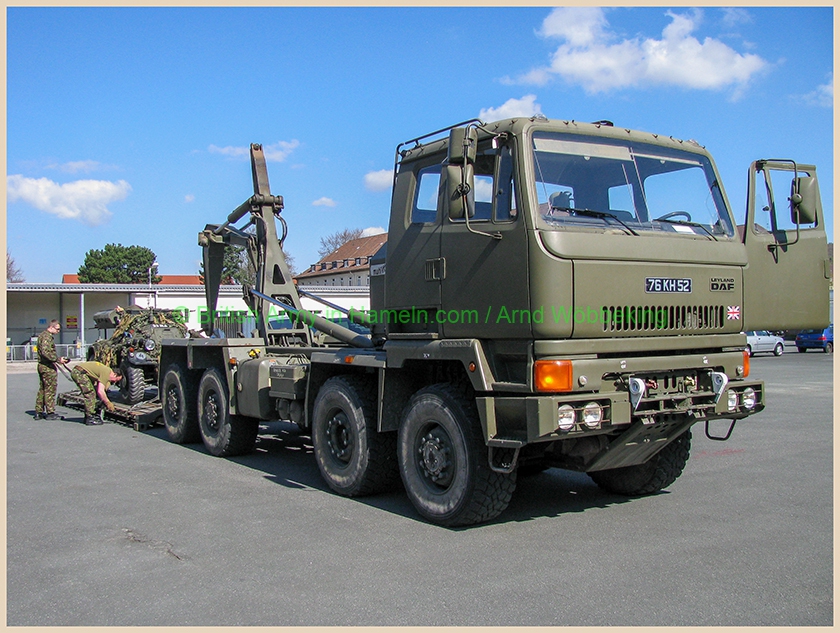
[
  {"x1": 318, "y1": 228, "x2": 364, "y2": 258},
  {"x1": 7, "y1": 251, "x2": 24, "y2": 283}
]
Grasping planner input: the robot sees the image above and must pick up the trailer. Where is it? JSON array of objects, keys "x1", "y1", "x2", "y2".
[{"x1": 57, "y1": 391, "x2": 163, "y2": 432}]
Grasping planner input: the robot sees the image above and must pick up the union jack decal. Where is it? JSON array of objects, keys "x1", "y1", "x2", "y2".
[{"x1": 727, "y1": 305, "x2": 741, "y2": 320}]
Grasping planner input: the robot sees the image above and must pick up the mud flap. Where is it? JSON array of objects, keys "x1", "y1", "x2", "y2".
[{"x1": 584, "y1": 413, "x2": 696, "y2": 472}]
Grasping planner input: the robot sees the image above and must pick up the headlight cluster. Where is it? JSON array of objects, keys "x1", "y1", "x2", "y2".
[
  {"x1": 726, "y1": 387, "x2": 758, "y2": 412},
  {"x1": 557, "y1": 401, "x2": 605, "y2": 432}
]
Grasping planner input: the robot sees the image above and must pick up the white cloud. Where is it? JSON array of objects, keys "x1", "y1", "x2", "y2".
[
  {"x1": 46, "y1": 160, "x2": 108, "y2": 174},
  {"x1": 208, "y1": 140, "x2": 300, "y2": 162},
  {"x1": 208, "y1": 144, "x2": 248, "y2": 159},
  {"x1": 514, "y1": 8, "x2": 766, "y2": 95},
  {"x1": 360, "y1": 226, "x2": 386, "y2": 237},
  {"x1": 364, "y1": 169, "x2": 393, "y2": 192},
  {"x1": 263, "y1": 140, "x2": 300, "y2": 162},
  {"x1": 312, "y1": 197, "x2": 336, "y2": 207},
  {"x1": 721, "y1": 8, "x2": 753, "y2": 28},
  {"x1": 539, "y1": 6, "x2": 608, "y2": 47},
  {"x1": 801, "y1": 73, "x2": 833, "y2": 108},
  {"x1": 7, "y1": 175, "x2": 131, "y2": 225},
  {"x1": 480, "y1": 95, "x2": 543, "y2": 121},
  {"x1": 185, "y1": 194, "x2": 195, "y2": 203}
]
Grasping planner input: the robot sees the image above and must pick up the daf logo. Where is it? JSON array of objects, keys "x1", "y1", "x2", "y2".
[{"x1": 710, "y1": 277, "x2": 736, "y2": 292}]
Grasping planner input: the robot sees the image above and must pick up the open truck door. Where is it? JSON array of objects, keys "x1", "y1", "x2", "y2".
[{"x1": 742, "y1": 160, "x2": 831, "y2": 331}]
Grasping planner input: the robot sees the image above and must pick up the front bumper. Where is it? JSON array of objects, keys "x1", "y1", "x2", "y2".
[{"x1": 476, "y1": 379, "x2": 765, "y2": 446}]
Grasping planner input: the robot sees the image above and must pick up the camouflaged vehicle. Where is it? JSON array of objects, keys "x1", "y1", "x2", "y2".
[
  {"x1": 158, "y1": 118, "x2": 829, "y2": 526},
  {"x1": 88, "y1": 305, "x2": 188, "y2": 404}
]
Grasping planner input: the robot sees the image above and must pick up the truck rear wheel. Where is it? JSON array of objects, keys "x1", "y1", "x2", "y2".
[
  {"x1": 161, "y1": 364, "x2": 200, "y2": 444},
  {"x1": 312, "y1": 375, "x2": 399, "y2": 497},
  {"x1": 398, "y1": 384, "x2": 516, "y2": 527},
  {"x1": 197, "y1": 367, "x2": 258, "y2": 457},
  {"x1": 121, "y1": 365, "x2": 146, "y2": 404},
  {"x1": 588, "y1": 429, "x2": 691, "y2": 496}
]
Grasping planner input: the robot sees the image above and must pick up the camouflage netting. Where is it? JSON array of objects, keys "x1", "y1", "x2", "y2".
[{"x1": 90, "y1": 308, "x2": 188, "y2": 369}]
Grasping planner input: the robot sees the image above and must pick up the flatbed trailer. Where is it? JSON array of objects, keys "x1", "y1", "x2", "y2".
[{"x1": 57, "y1": 390, "x2": 163, "y2": 431}]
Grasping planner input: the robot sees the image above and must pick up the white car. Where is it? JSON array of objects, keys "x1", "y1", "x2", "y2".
[{"x1": 745, "y1": 330, "x2": 785, "y2": 357}]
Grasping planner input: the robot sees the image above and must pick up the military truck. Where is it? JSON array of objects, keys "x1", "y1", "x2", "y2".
[
  {"x1": 159, "y1": 118, "x2": 829, "y2": 526},
  {"x1": 89, "y1": 305, "x2": 188, "y2": 404}
]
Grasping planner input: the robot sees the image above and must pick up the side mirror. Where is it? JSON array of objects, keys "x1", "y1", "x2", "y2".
[
  {"x1": 444, "y1": 164, "x2": 475, "y2": 220},
  {"x1": 790, "y1": 176, "x2": 817, "y2": 225},
  {"x1": 447, "y1": 127, "x2": 477, "y2": 164}
]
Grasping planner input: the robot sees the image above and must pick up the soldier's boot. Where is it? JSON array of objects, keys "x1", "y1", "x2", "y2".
[
  {"x1": 44, "y1": 413, "x2": 62, "y2": 420},
  {"x1": 33, "y1": 412, "x2": 44, "y2": 420},
  {"x1": 85, "y1": 415, "x2": 103, "y2": 426}
]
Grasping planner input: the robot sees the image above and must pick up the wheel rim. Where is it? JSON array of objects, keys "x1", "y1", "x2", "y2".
[
  {"x1": 415, "y1": 423, "x2": 455, "y2": 490},
  {"x1": 165, "y1": 384, "x2": 180, "y2": 420},
  {"x1": 325, "y1": 410, "x2": 353, "y2": 464},
  {"x1": 203, "y1": 391, "x2": 221, "y2": 433}
]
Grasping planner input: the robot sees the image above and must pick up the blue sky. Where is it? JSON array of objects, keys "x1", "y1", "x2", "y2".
[{"x1": 6, "y1": 6, "x2": 833, "y2": 283}]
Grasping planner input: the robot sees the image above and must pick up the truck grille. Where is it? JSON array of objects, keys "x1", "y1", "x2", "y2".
[{"x1": 601, "y1": 305, "x2": 726, "y2": 333}]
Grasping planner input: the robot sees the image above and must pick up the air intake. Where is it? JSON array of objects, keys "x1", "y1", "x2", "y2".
[{"x1": 601, "y1": 305, "x2": 726, "y2": 332}]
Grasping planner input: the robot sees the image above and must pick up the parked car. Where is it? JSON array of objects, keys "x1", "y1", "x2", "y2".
[
  {"x1": 795, "y1": 325, "x2": 833, "y2": 354},
  {"x1": 745, "y1": 330, "x2": 785, "y2": 357}
]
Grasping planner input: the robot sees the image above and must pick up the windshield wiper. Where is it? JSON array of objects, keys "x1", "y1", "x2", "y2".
[
  {"x1": 559, "y1": 207, "x2": 640, "y2": 236},
  {"x1": 656, "y1": 217, "x2": 718, "y2": 241}
]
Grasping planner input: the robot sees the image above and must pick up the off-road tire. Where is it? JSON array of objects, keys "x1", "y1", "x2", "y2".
[
  {"x1": 773, "y1": 343, "x2": 784, "y2": 356},
  {"x1": 398, "y1": 383, "x2": 516, "y2": 527},
  {"x1": 161, "y1": 364, "x2": 200, "y2": 444},
  {"x1": 588, "y1": 429, "x2": 692, "y2": 496},
  {"x1": 312, "y1": 375, "x2": 399, "y2": 497},
  {"x1": 197, "y1": 367, "x2": 258, "y2": 457},
  {"x1": 122, "y1": 365, "x2": 146, "y2": 405}
]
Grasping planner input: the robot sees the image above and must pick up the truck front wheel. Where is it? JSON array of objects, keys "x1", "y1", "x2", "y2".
[
  {"x1": 398, "y1": 384, "x2": 516, "y2": 527},
  {"x1": 588, "y1": 429, "x2": 691, "y2": 496},
  {"x1": 312, "y1": 376, "x2": 398, "y2": 497},
  {"x1": 197, "y1": 367, "x2": 258, "y2": 457},
  {"x1": 161, "y1": 364, "x2": 200, "y2": 444}
]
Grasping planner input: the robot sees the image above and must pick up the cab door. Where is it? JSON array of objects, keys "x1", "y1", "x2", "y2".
[
  {"x1": 383, "y1": 160, "x2": 443, "y2": 335},
  {"x1": 742, "y1": 160, "x2": 830, "y2": 330},
  {"x1": 440, "y1": 141, "x2": 530, "y2": 339}
]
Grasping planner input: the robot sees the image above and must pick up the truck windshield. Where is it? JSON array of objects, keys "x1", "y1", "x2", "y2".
[{"x1": 531, "y1": 131, "x2": 735, "y2": 238}]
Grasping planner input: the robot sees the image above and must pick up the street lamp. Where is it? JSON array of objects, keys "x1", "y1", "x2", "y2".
[
  {"x1": 148, "y1": 262, "x2": 158, "y2": 308},
  {"x1": 148, "y1": 262, "x2": 158, "y2": 288}
]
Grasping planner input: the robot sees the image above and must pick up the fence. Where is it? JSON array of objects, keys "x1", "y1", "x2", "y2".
[{"x1": 7, "y1": 344, "x2": 86, "y2": 363}]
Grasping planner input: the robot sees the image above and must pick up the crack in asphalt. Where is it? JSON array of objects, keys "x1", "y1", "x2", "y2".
[{"x1": 121, "y1": 528, "x2": 185, "y2": 561}]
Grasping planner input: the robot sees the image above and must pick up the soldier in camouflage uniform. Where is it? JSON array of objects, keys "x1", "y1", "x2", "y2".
[
  {"x1": 70, "y1": 361, "x2": 122, "y2": 425},
  {"x1": 34, "y1": 320, "x2": 68, "y2": 420}
]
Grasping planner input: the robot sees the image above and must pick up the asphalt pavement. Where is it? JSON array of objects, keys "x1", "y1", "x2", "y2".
[{"x1": 6, "y1": 349, "x2": 833, "y2": 626}]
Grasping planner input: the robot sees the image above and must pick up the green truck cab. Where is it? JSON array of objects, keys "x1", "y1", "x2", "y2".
[{"x1": 159, "y1": 118, "x2": 829, "y2": 526}]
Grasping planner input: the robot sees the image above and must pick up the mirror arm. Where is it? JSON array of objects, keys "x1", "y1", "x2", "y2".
[
  {"x1": 460, "y1": 124, "x2": 502, "y2": 241},
  {"x1": 460, "y1": 162, "x2": 502, "y2": 241}
]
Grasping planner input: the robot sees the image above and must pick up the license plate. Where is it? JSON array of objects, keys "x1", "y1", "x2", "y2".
[{"x1": 645, "y1": 277, "x2": 692, "y2": 293}]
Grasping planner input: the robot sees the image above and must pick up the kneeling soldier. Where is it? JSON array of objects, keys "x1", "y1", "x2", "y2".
[{"x1": 70, "y1": 362, "x2": 123, "y2": 426}]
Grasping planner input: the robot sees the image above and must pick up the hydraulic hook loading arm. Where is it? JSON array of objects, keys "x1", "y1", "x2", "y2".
[{"x1": 197, "y1": 143, "x2": 372, "y2": 349}]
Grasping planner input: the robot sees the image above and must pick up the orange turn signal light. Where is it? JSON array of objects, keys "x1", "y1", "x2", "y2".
[
  {"x1": 534, "y1": 360, "x2": 574, "y2": 392},
  {"x1": 742, "y1": 350, "x2": 750, "y2": 378}
]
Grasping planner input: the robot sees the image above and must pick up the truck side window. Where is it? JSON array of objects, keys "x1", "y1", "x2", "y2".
[
  {"x1": 412, "y1": 165, "x2": 442, "y2": 224},
  {"x1": 754, "y1": 168, "x2": 817, "y2": 234},
  {"x1": 451, "y1": 144, "x2": 518, "y2": 223},
  {"x1": 473, "y1": 174, "x2": 493, "y2": 221}
]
